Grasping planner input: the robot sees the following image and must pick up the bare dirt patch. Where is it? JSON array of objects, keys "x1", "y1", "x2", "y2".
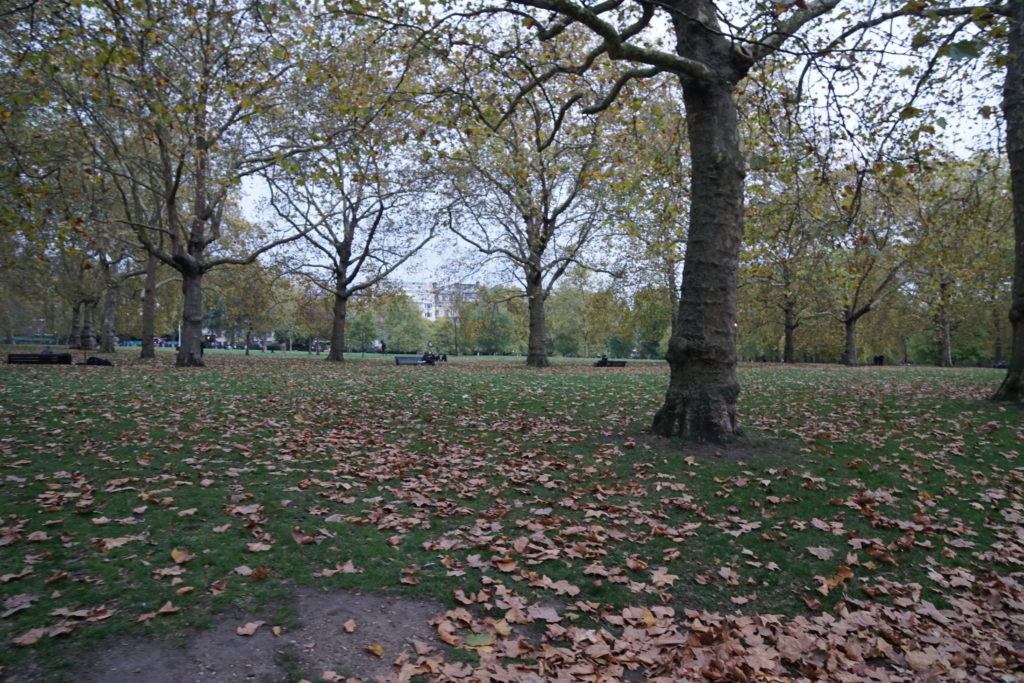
[{"x1": 3, "y1": 588, "x2": 449, "y2": 683}]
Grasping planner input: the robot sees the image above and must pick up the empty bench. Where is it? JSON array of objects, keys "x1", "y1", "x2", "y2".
[
  {"x1": 7, "y1": 353, "x2": 73, "y2": 365},
  {"x1": 395, "y1": 356, "x2": 427, "y2": 365}
]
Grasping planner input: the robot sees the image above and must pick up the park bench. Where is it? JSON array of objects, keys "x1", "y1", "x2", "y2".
[
  {"x1": 395, "y1": 356, "x2": 427, "y2": 365},
  {"x1": 593, "y1": 359, "x2": 626, "y2": 367},
  {"x1": 7, "y1": 353, "x2": 73, "y2": 365}
]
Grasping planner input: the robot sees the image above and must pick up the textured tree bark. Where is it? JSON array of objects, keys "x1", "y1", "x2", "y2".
[
  {"x1": 176, "y1": 269, "x2": 205, "y2": 367},
  {"x1": 81, "y1": 299, "x2": 98, "y2": 350},
  {"x1": 994, "y1": 2, "x2": 1024, "y2": 400},
  {"x1": 327, "y1": 293, "x2": 348, "y2": 362},
  {"x1": 842, "y1": 317, "x2": 859, "y2": 366},
  {"x1": 100, "y1": 279, "x2": 117, "y2": 353},
  {"x1": 525, "y1": 272, "x2": 550, "y2": 368},
  {"x1": 69, "y1": 302, "x2": 82, "y2": 349},
  {"x1": 652, "y1": 79, "x2": 743, "y2": 442},
  {"x1": 934, "y1": 280, "x2": 953, "y2": 367},
  {"x1": 140, "y1": 252, "x2": 157, "y2": 360},
  {"x1": 993, "y1": 301, "x2": 1005, "y2": 364},
  {"x1": 783, "y1": 305, "x2": 798, "y2": 364}
]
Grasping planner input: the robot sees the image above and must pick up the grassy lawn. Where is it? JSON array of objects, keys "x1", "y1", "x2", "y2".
[{"x1": 1, "y1": 348, "x2": 1021, "y2": 679}]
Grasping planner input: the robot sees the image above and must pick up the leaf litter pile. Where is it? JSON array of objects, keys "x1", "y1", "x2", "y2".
[{"x1": 1, "y1": 355, "x2": 1022, "y2": 681}]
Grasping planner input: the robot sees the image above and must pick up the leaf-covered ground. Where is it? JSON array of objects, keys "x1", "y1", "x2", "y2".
[{"x1": 1, "y1": 351, "x2": 1022, "y2": 681}]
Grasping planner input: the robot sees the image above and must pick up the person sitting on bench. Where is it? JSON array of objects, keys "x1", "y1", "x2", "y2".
[{"x1": 595, "y1": 354, "x2": 609, "y2": 367}]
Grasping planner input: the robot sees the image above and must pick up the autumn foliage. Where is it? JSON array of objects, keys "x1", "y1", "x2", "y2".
[{"x1": 1, "y1": 355, "x2": 1022, "y2": 680}]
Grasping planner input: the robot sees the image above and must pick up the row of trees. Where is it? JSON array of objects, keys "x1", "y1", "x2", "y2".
[
  {"x1": 2, "y1": 0, "x2": 1020, "y2": 442},
  {"x1": 5, "y1": 226, "x2": 1009, "y2": 368}
]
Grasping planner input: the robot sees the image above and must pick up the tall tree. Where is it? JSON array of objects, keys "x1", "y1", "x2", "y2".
[
  {"x1": 261, "y1": 14, "x2": 440, "y2": 363},
  {"x1": 438, "y1": 27, "x2": 615, "y2": 367},
  {"x1": 16, "y1": 0, "x2": 313, "y2": 366},
  {"x1": 902, "y1": 154, "x2": 1011, "y2": 366},
  {"x1": 452, "y1": 0, "x2": 842, "y2": 439},
  {"x1": 816, "y1": 168, "x2": 908, "y2": 365},
  {"x1": 605, "y1": 81, "x2": 690, "y2": 329},
  {"x1": 994, "y1": 0, "x2": 1024, "y2": 397}
]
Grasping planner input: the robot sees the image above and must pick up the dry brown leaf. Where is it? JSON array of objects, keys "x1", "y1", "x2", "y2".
[
  {"x1": 237, "y1": 621, "x2": 265, "y2": 636},
  {"x1": 157, "y1": 601, "x2": 179, "y2": 615},
  {"x1": 171, "y1": 547, "x2": 195, "y2": 564},
  {"x1": 12, "y1": 627, "x2": 46, "y2": 646}
]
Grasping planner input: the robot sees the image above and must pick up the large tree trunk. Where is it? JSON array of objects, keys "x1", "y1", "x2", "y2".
[
  {"x1": 994, "y1": 2, "x2": 1024, "y2": 400},
  {"x1": 782, "y1": 304, "x2": 798, "y2": 364},
  {"x1": 176, "y1": 268, "x2": 205, "y2": 367},
  {"x1": 141, "y1": 251, "x2": 157, "y2": 360},
  {"x1": 525, "y1": 272, "x2": 549, "y2": 368},
  {"x1": 327, "y1": 292, "x2": 348, "y2": 362},
  {"x1": 936, "y1": 321, "x2": 953, "y2": 367},
  {"x1": 652, "y1": 78, "x2": 743, "y2": 443},
  {"x1": 842, "y1": 316, "x2": 859, "y2": 366}
]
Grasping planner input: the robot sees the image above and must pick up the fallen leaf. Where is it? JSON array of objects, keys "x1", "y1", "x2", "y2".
[
  {"x1": 2, "y1": 594, "x2": 39, "y2": 618},
  {"x1": 171, "y1": 547, "x2": 195, "y2": 564},
  {"x1": 464, "y1": 632, "x2": 495, "y2": 649},
  {"x1": 808, "y1": 546, "x2": 835, "y2": 561},
  {"x1": 157, "y1": 601, "x2": 179, "y2": 615},
  {"x1": 12, "y1": 627, "x2": 46, "y2": 646},
  {"x1": 237, "y1": 621, "x2": 265, "y2": 636}
]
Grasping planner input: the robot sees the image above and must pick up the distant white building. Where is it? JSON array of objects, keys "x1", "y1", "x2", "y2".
[{"x1": 401, "y1": 282, "x2": 479, "y2": 320}]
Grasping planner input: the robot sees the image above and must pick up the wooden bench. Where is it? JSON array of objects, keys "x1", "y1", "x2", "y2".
[
  {"x1": 594, "y1": 359, "x2": 626, "y2": 367},
  {"x1": 7, "y1": 353, "x2": 73, "y2": 365},
  {"x1": 395, "y1": 356, "x2": 427, "y2": 365}
]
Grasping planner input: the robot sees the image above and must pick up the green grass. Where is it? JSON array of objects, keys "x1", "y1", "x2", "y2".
[{"x1": 1, "y1": 348, "x2": 1020, "y2": 673}]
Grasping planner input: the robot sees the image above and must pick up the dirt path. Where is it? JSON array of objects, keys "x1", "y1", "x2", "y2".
[{"x1": 4, "y1": 588, "x2": 449, "y2": 683}]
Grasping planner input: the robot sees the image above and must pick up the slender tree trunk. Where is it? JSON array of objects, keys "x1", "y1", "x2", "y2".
[
  {"x1": 843, "y1": 316, "x2": 859, "y2": 366},
  {"x1": 1, "y1": 297, "x2": 14, "y2": 344},
  {"x1": 934, "y1": 280, "x2": 953, "y2": 367},
  {"x1": 995, "y1": 1, "x2": 1024, "y2": 400},
  {"x1": 141, "y1": 251, "x2": 157, "y2": 360},
  {"x1": 327, "y1": 292, "x2": 348, "y2": 362},
  {"x1": 783, "y1": 305, "x2": 798, "y2": 364},
  {"x1": 525, "y1": 272, "x2": 549, "y2": 368},
  {"x1": 936, "y1": 319, "x2": 953, "y2": 367},
  {"x1": 245, "y1": 327, "x2": 251, "y2": 356},
  {"x1": 69, "y1": 302, "x2": 82, "y2": 349},
  {"x1": 652, "y1": 78, "x2": 743, "y2": 442},
  {"x1": 176, "y1": 268, "x2": 205, "y2": 367},
  {"x1": 100, "y1": 278, "x2": 117, "y2": 353}
]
